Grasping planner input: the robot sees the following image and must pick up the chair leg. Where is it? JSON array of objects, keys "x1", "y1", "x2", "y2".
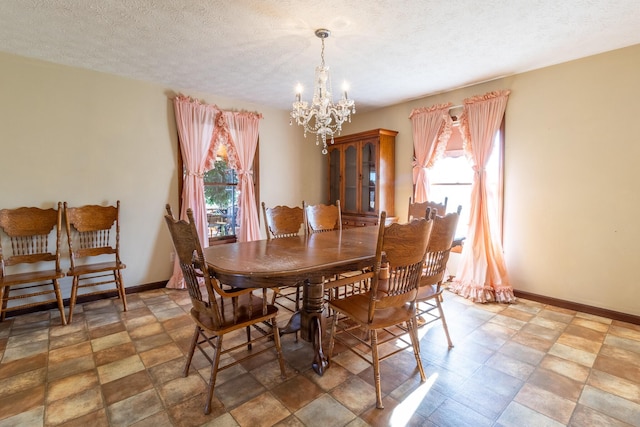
[
  {"x1": 370, "y1": 329, "x2": 384, "y2": 409},
  {"x1": 408, "y1": 317, "x2": 426, "y2": 382},
  {"x1": 205, "y1": 334, "x2": 223, "y2": 415},
  {"x1": 272, "y1": 318, "x2": 286, "y2": 378},
  {"x1": 183, "y1": 326, "x2": 200, "y2": 377},
  {"x1": 324, "y1": 288, "x2": 337, "y2": 318},
  {"x1": 327, "y1": 310, "x2": 339, "y2": 360},
  {"x1": 0, "y1": 288, "x2": 6, "y2": 322},
  {"x1": 436, "y1": 299, "x2": 454, "y2": 348},
  {"x1": 292, "y1": 286, "x2": 301, "y2": 342},
  {"x1": 67, "y1": 277, "x2": 79, "y2": 323},
  {"x1": 246, "y1": 326, "x2": 252, "y2": 350},
  {"x1": 0, "y1": 286, "x2": 8, "y2": 322},
  {"x1": 115, "y1": 270, "x2": 127, "y2": 312},
  {"x1": 52, "y1": 279, "x2": 67, "y2": 326}
]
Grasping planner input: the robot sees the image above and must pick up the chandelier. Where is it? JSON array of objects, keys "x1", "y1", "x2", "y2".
[{"x1": 290, "y1": 29, "x2": 356, "y2": 154}]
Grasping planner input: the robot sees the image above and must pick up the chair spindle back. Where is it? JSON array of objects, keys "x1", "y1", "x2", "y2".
[{"x1": 369, "y1": 212, "x2": 433, "y2": 316}]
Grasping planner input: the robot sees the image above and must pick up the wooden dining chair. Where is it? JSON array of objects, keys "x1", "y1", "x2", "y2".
[
  {"x1": 303, "y1": 200, "x2": 341, "y2": 234},
  {"x1": 304, "y1": 200, "x2": 370, "y2": 312},
  {"x1": 63, "y1": 201, "x2": 127, "y2": 322},
  {"x1": 408, "y1": 196, "x2": 448, "y2": 221},
  {"x1": 262, "y1": 201, "x2": 305, "y2": 240},
  {"x1": 415, "y1": 209, "x2": 460, "y2": 348},
  {"x1": 164, "y1": 205, "x2": 286, "y2": 414},
  {"x1": 328, "y1": 211, "x2": 433, "y2": 409},
  {"x1": 0, "y1": 203, "x2": 67, "y2": 325},
  {"x1": 262, "y1": 201, "x2": 305, "y2": 339}
]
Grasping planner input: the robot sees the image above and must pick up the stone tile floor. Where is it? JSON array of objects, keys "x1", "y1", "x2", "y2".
[{"x1": 0, "y1": 287, "x2": 639, "y2": 426}]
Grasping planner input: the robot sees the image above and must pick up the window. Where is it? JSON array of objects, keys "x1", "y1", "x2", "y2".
[
  {"x1": 178, "y1": 142, "x2": 259, "y2": 246},
  {"x1": 204, "y1": 146, "x2": 239, "y2": 244},
  {"x1": 429, "y1": 155, "x2": 473, "y2": 238},
  {"x1": 428, "y1": 120, "x2": 504, "y2": 239}
]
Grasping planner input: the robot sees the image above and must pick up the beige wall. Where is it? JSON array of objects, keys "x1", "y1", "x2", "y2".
[
  {"x1": 0, "y1": 52, "x2": 321, "y2": 298},
  {"x1": 2, "y1": 43, "x2": 639, "y2": 317},
  {"x1": 349, "y1": 44, "x2": 640, "y2": 316}
]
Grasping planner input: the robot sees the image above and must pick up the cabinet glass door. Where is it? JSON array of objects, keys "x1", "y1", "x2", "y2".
[
  {"x1": 329, "y1": 148, "x2": 341, "y2": 205},
  {"x1": 360, "y1": 142, "x2": 376, "y2": 213},
  {"x1": 344, "y1": 144, "x2": 358, "y2": 212}
]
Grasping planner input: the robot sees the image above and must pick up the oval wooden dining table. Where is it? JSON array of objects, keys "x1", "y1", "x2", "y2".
[{"x1": 203, "y1": 226, "x2": 379, "y2": 375}]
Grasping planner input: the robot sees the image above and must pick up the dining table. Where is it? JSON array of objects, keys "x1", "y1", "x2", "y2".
[{"x1": 203, "y1": 225, "x2": 379, "y2": 375}]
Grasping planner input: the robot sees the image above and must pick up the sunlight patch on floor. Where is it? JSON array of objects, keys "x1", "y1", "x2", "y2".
[{"x1": 388, "y1": 373, "x2": 438, "y2": 427}]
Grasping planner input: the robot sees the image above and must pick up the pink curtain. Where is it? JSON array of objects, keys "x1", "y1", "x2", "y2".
[
  {"x1": 167, "y1": 95, "x2": 219, "y2": 289},
  {"x1": 409, "y1": 103, "x2": 453, "y2": 202},
  {"x1": 450, "y1": 90, "x2": 515, "y2": 303},
  {"x1": 223, "y1": 111, "x2": 262, "y2": 242}
]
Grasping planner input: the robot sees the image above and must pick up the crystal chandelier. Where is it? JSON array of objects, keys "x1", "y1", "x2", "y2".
[{"x1": 290, "y1": 29, "x2": 356, "y2": 154}]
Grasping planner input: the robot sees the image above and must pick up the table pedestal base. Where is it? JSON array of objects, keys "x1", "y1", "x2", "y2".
[
  {"x1": 302, "y1": 277, "x2": 328, "y2": 375},
  {"x1": 276, "y1": 278, "x2": 328, "y2": 375}
]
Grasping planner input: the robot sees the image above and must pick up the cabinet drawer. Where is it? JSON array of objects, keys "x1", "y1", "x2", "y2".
[{"x1": 342, "y1": 215, "x2": 378, "y2": 228}]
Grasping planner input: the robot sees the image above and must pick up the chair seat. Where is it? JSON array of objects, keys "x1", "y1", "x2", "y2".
[
  {"x1": 0, "y1": 269, "x2": 64, "y2": 287},
  {"x1": 421, "y1": 271, "x2": 445, "y2": 285},
  {"x1": 67, "y1": 261, "x2": 126, "y2": 276},
  {"x1": 329, "y1": 292, "x2": 415, "y2": 330},
  {"x1": 191, "y1": 293, "x2": 278, "y2": 334},
  {"x1": 416, "y1": 283, "x2": 441, "y2": 300}
]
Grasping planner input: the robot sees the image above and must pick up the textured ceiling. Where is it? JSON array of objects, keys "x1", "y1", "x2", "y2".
[{"x1": 1, "y1": 0, "x2": 639, "y2": 112}]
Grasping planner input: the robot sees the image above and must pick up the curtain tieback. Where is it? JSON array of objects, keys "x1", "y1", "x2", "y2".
[
  {"x1": 237, "y1": 169, "x2": 253, "y2": 177},
  {"x1": 411, "y1": 160, "x2": 427, "y2": 169},
  {"x1": 185, "y1": 171, "x2": 204, "y2": 178}
]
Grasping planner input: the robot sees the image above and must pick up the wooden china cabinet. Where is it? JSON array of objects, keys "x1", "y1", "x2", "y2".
[{"x1": 327, "y1": 128, "x2": 397, "y2": 227}]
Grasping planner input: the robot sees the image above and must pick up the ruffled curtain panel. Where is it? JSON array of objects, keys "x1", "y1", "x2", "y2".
[
  {"x1": 167, "y1": 95, "x2": 219, "y2": 289},
  {"x1": 409, "y1": 103, "x2": 453, "y2": 202},
  {"x1": 222, "y1": 111, "x2": 262, "y2": 242},
  {"x1": 449, "y1": 90, "x2": 515, "y2": 303}
]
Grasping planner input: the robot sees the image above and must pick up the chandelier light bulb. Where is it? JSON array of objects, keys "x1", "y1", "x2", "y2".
[
  {"x1": 295, "y1": 83, "x2": 303, "y2": 102},
  {"x1": 341, "y1": 82, "x2": 349, "y2": 99},
  {"x1": 290, "y1": 28, "x2": 355, "y2": 154}
]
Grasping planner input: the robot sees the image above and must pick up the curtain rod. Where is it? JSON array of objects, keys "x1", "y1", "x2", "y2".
[{"x1": 448, "y1": 104, "x2": 463, "y2": 111}]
